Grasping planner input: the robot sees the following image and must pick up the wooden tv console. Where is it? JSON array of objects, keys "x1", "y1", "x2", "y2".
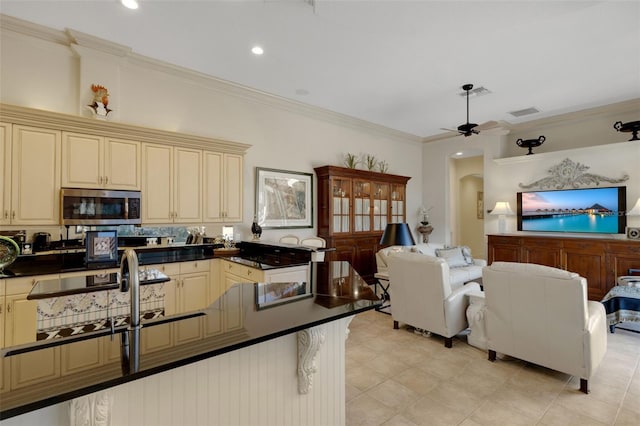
[{"x1": 487, "y1": 234, "x2": 640, "y2": 300}]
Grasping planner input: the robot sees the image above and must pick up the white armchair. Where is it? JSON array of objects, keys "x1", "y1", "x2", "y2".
[
  {"x1": 483, "y1": 262, "x2": 607, "y2": 393},
  {"x1": 387, "y1": 251, "x2": 481, "y2": 348}
]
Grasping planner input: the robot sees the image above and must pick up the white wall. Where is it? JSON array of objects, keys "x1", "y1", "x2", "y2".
[{"x1": 0, "y1": 18, "x2": 423, "y2": 242}]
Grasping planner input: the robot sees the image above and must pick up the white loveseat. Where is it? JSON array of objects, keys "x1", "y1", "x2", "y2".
[{"x1": 376, "y1": 243, "x2": 486, "y2": 290}]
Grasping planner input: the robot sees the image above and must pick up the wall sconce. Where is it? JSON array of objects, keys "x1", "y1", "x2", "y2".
[
  {"x1": 490, "y1": 201, "x2": 514, "y2": 234},
  {"x1": 516, "y1": 136, "x2": 546, "y2": 155}
]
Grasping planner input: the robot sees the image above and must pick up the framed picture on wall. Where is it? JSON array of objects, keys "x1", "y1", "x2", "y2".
[
  {"x1": 477, "y1": 191, "x2": 484, "y2": 219},
  {"x1": 255, "y1": 167, "x2": 313, "y2": 229}
]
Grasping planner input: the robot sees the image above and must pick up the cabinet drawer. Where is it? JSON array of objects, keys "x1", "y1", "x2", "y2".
[
  {"x1": 180, "y1": 260, "x2": 209, "y2": 275},
  {"x1": 223, "y1": 261, "x2": 259, "y2": 280},
  {"x1": 5, "y1": 276, "x2": 41, "y2": 295},
  {"x1": 147, "y1": 263, "x2": 181, "y2": 276}
]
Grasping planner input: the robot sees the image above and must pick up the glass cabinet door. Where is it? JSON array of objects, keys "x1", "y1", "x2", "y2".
[
  {"x1": 372, "y1": 182, "x2": 389, "y2": 231},
  {"x1": 353, "y1": 180, "x2": 371, "y2": 232},
  {"x1": 331, "y1": 178, "x2": 351, "y2": 233},
  {"x1": 390, "y1": 184, "x2": 406, "y2": 223}
]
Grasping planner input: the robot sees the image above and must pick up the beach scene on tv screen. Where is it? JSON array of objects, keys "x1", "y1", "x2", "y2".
[{"x1": 521, "y1": 188, "x2": 620, "y2": 233}]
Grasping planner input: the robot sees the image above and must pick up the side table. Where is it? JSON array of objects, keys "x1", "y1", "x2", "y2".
[{"x1": 466, "y1": 289, "x2": 487, "y2": 350}]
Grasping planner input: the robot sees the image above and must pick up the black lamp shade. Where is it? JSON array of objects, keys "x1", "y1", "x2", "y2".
[{"x1": 379, "y1": 223, "x2": 416, "y2": 246}]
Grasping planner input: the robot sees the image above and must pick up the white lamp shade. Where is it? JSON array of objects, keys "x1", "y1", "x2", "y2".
[
  {"x1": 490, "y1": 201, "x2": 514, "y2": 215},
  {"x1": 627, "y1": 198, "x2": 640, "y2": 216}
]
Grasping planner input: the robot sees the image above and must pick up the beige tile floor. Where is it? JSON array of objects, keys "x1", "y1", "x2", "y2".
[{"x1": 345, "y1": 310, "x2": 640, "y2": 426}]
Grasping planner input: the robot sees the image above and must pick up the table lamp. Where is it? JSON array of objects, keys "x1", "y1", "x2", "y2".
[
  {"x1": 490, "y1": 201, "x2": 514, "y2": 234},
  {"x1": 380, "y1": 223, "x2": 416, "y2": 246}
]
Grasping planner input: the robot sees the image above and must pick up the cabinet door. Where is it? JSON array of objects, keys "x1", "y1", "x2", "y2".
[
  {"x1": 223, "y1": 153, "x2": 243, "y2": 222},
  {"x1": 5, "y1": 294, "x2": 38, "y2": 346},
  {"x1": 142, "y1": 143, "x2": 173, "y2": 223},
  {"x1": 487, "y1": 236, "x2": 521, "y2": 263},
  {"x1": 353, "y1": 180, "x2": 371, "y2": 232},
  {"x1": 174, "y1": 147, "x2": 202, "y2": 223},
  {"x1": 163, "y1": 276, "x2": 179, "y2": 316},
  {"x1": 521, "y1": 238, "x2": 562, "y2": 267},
  {"x1": 10, "y1": 347, "x2": 59, "y2": 389},
  {"x1": 60, "y1": 338, "x2": 103, "y2": 375},
  {"x1": 203, "y1": 151, "x2": 243, "y2": 223},
  {"x1": 61, "y1": 132, "x2": 103, "y2": 188},
  {"x1": 180, "y1": 272, "x2": 210, "y2": 313},
  {"x1": 563, "y1": 243, "x2": 606, "y2": 300},
  {"x1": 222, "y1": 282, "x2": 243, "y2": 332},
  {"x1": 373, "y1": 182, "x2": 389, "y2": 232},
  {"x1": 0, "y1": 356, "x2": 8, "y2": 393},
  {"x1": 203, "y1": 151, "x2": 223, "y2": 222},
  {"x1": 104, "y1": 138, "x2": 140, "y2": 190},
  {"x1": 0, "y1": 123, "x2": 11, "y2": 225},
  {"x1": 141, "y1": 322, "x2": 174, "y2": 354},
  {"x1": 330, "y1": 177, "x2": 351, "y2": 234},
  {"x1": 0, "y1": 295, "x2": 5, "y2": 349},
  {"x1": 11, "y1": 125, "x2": 61, "y2": 224},
  {"x1": 390, "y1": 183, "x2": 405, "y2": 223}
]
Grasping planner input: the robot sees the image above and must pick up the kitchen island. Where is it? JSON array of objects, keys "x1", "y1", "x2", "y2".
[{"x1": 0, "y1": 261, "x2": 379, "y2": 425}]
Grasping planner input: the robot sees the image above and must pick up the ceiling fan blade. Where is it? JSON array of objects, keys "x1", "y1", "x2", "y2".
[{"x1": 439, "y1": 127, "x2": 459, "y2": 133}]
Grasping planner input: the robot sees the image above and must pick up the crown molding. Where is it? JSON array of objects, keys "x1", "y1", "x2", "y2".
[
  {"x1": 66, "y1": 29, "x2": 132, "y2": 57},
  {"x1": 0, "y1": 14, "x2": 69, "y2": 45},
  {"x1": 1, "y1": 13, "x2": 421, "y2": 145},
  {"x1": 126, "y1": 54, "x2": 422, "y2": 144},
  {"x1": 499, "y1": 98, "x2": 640, "y2": 133},
  {"x1": 0, "y1": 103, "x2": 251, "y2": 155}
]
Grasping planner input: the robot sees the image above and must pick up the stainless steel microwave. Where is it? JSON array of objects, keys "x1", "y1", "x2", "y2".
[{"x1": 61, "y1": 188, "x2": 141, "y2": 225}]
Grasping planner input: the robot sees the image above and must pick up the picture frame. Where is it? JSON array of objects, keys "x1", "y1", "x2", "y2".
[
  {"x1": 255, "y1": 280, "x2": 312, "y2": 310},
  {"x1": 255, "y1": 167, "x2": 313, "y2": 229},
  {"x1": 85, "y1": 230, "x2": 118, "y2": 269}
]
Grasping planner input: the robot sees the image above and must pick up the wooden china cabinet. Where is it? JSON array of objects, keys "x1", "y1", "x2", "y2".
[{"x1": 314, "y1": 165, "x2": 411, "y2": 284}]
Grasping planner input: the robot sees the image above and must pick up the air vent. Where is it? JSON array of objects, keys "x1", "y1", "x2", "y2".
[
  {"x1": 458, "y1": 86, "x2": 491, "y2": 97},
  {"x1": 509, "y1": 107, "x2": 540, "y2": 117}
]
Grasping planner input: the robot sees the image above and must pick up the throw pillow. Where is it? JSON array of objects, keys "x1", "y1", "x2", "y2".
[
  {"x1": 460, "y1": 245, "x2": 474, "y2": 265},
  {"x1": 435, "y1": 246, "x2": 468, "y2": 268}
]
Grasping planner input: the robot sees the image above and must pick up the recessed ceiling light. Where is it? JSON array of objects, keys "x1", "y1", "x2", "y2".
[
  {"x1": 121, "y1": 0, "x2": 138, "y2": 10},
  {"x1": 455, "y1": 152, "x2": 463, "y2": 156},
  {"x1": 251, "y1": 46, "x2": 264, "y2": 55}
]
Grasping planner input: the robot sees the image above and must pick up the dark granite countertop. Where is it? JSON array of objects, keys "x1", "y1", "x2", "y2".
[
  {"x1": 0, "y1": 241, "x2": 316, "y2": 280},
  {"x1": 0, "y1": 261, "x2": 379, "y2": 420}
]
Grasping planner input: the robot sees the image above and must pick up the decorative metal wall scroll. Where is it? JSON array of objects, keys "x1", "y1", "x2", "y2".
[{"x1": 519, "y1": 158, "x2": 629, "y2": 190}]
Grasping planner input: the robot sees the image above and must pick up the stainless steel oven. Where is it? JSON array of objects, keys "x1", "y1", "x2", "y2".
[{"x1": 61, "y1": 188, "x2": 141, "y2": 225}]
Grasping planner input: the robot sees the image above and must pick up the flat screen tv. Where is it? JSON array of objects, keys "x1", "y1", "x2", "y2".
[{"x1": 517, "y1": 186, "x2": 627, "y2": 234}]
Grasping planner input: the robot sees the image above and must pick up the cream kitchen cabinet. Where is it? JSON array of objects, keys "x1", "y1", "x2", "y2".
[
  {"x1": 142, "y1": 143, "x2": 202, "y2": 223},
  {"x1": 6, "y1": 125, "x2": 61, "y2": 225},
  {"x1": 62, "y1": 132, "x2": 140, "y2": 190},
  {"x1": 203, "y1": 151, "x2": 243, "y2": 223}
]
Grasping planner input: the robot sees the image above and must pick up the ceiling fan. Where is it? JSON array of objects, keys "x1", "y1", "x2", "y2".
[{"x1": 441, "y1": 83, "x2": 496, "y2": 137}]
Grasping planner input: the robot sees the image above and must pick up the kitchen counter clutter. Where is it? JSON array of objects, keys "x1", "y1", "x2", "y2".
[{"x1": 0, "y1": 261, "x2": 379, "y2": 420}]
